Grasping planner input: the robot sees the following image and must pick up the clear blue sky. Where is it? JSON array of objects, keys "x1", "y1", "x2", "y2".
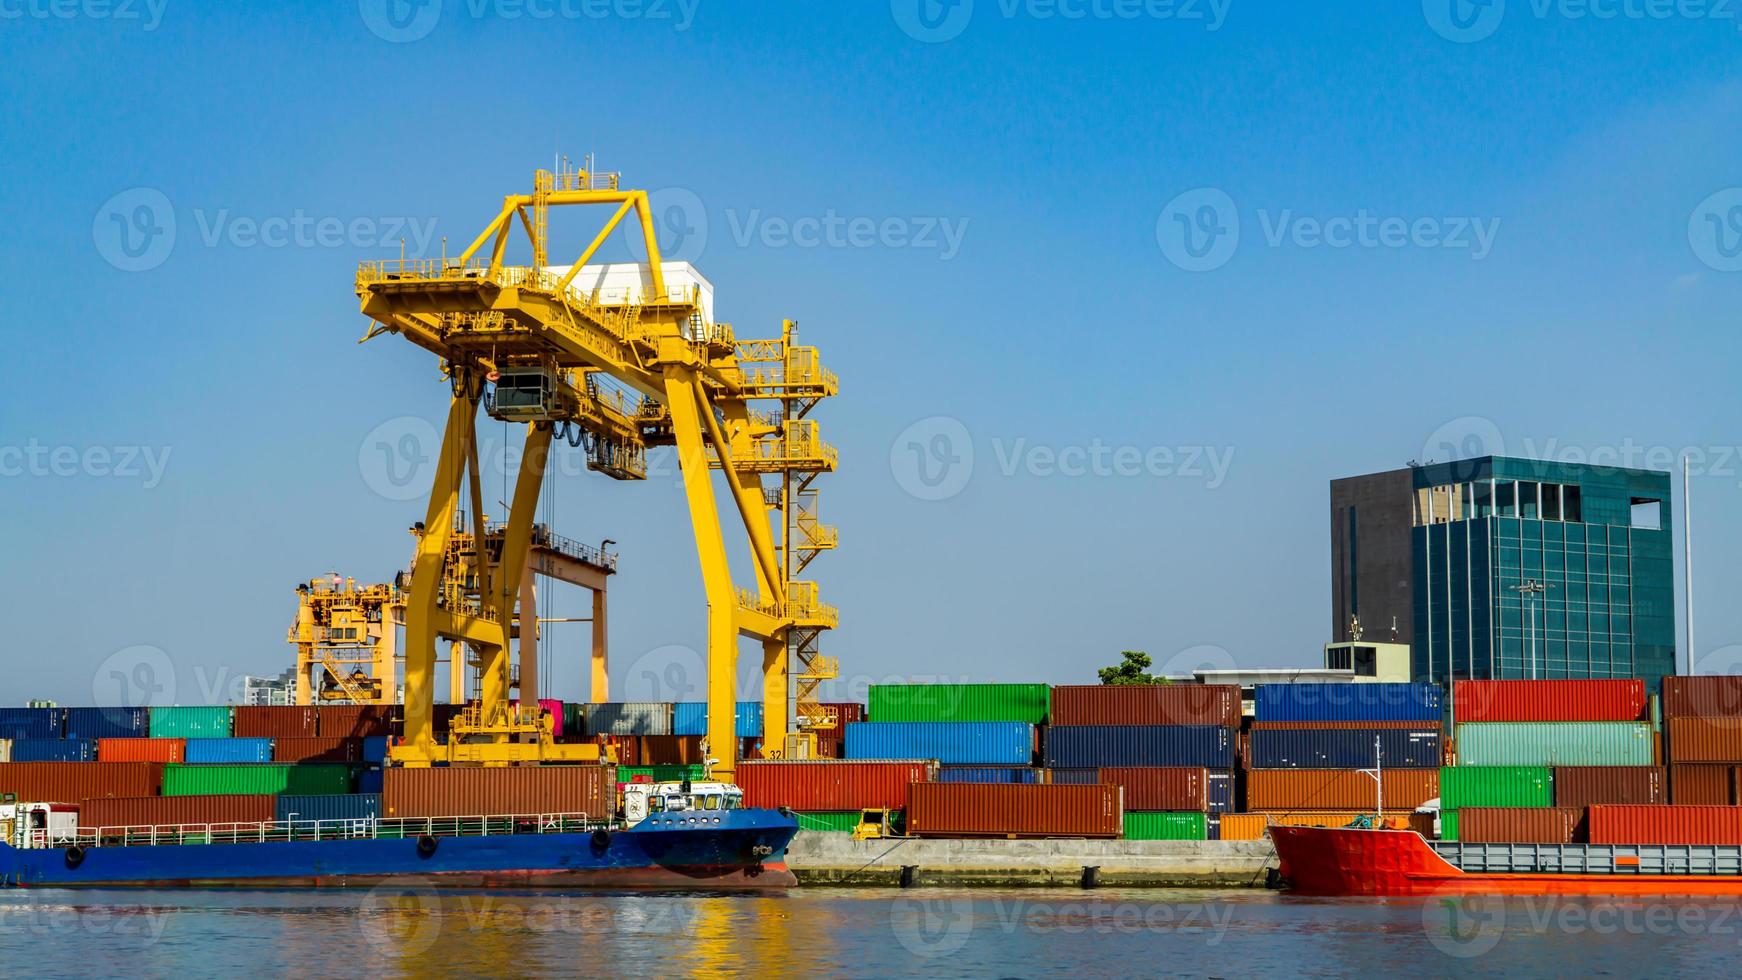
[{"x1": 2, "y1": 1, "x2": 1739, "y2": 706}]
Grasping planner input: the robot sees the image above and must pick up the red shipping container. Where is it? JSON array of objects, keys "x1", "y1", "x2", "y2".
[
  {"x1": 232, "y1": 706, "x2": 317, "y2": 738},
  {"x1": 1458, "y1": 807, "x2": 1587, "y2": 844},
  {"x1": 381, "y1": 766, "x2": 615, "y2": 819},
  {"x1": 907, "y1": 783, "x2": 1123, "y2": 839},
  {"x1": 641, "y1": 736, "x2": 705, "y2": 766},
  {"x1": 1662, "y1": 676, "x2": 1742, "y2": 719},
  {"x1": 1670, "y1": 764, "x2": 1738, "y2": 805},
  {"x1": 1552, "y1": 766, "x2": 1666, "y2": 807},
  {"x1": 0, "y1": 762, "x2": 164, "y2": 803},
  {"x1": 823, "y1": 703, "x2": 866, "y2": 726},
  {"x1": 96, "y1": 738, "x2": 185, "y2": 763},
  {"x1": 1244, "y1": 768, "x2": 1439, "y2": 811},
  {"x1": 1589, "y1": 805, "x2": 1742, "y2": 845},
  {"x1": 316, "y1": 705, "x2": 396, "y2": 737},
  {"x1": 1050, "y1": 685, "x2": 1241, "y2": 727},
  {"x1": 1667, "y1": 717, "x2": 1742, "y2": 763},
  {"x1": 1248, "y1": 720, "x2": 1431, "y2": 730},
  {"x1": 737, "y1": 760, "x2": 936, "y2": 811},
  {"x1": 79, "y1": 794, "x2": 276, "y2": 830},
  {"x1": 1454, "y1": 680, "x2": 1646, "y2": 723},
  {"x1": 272, "y1": 736, "x2": 363, "y2": 763},
  {"x1": 1095, "y1": 767, "x2": 1208, "y2": 810}
]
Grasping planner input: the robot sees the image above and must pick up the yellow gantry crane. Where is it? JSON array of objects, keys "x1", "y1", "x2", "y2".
[
  {"x1": 353, "y1": 163, "x2": 840, "y2": 776},
  {"x1": 287, "y1": 575, "x2": 404, "y2": 704}
]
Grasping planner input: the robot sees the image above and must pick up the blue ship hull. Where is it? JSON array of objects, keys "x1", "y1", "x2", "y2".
[{"x1": 1, "y1": 809, "x2": 799, "y2": 889}]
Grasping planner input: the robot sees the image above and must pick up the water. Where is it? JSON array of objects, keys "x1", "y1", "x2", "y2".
[{"x1": 2, "y1": 887, "x2": 1739, "y2": 976}]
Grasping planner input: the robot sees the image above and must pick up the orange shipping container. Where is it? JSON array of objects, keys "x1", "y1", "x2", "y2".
[
  {"x1": 1095, "y1": 767, "x2": 1208, "y2": 810},
  {"x1": 1669, "y1": 764, "x2": 1738, "y2": 805},
  {"x1": 1662, "y1": 676, "x2": 1742, "y2": 719},
  {"x1": 1552, "y1": 766, "x2": 1665, "y2": 807},
  {"x1": 316, "y1": 705, "x2": 395, "y2": 737},
  {"x1": 79, "y1": 794, "x2": 276, "y2": 830},
  {"x1": 272, "y1": 736, "x2": 362, "y2": 763},
  {"x1": 1049, "y1": 685, "x2": 1240, "y2": 727},
  {"x1": 1244, "y1": 769, "x2": 1439, "y2": 812},
  {"x1": 0, "y1": 762, "x2": 164, "y2": 803},
  {"x1": 1458, "y1": 807, "x2": 1586, "y2": 844},
  {"x1": 1667, "y1": 717, "x2": 1742, "y2": 763},
  {"x1": 97, "y1": 738, "x2": 185, "y2": 763},
  {"x1": 738, "y1": 760, "x2": 936, "y2": 810},
  {"x1": 640, "y1": 736, "x2": 705, "y2": 766},
  {"x1": 233, "y1": 706, "x2": 318, "y2": 738},
  {"x1": 1589, "y1": 805, "x2": 1742, "y2": 845},
  {"x1": 1217, "y1": 813, "x2": 1270, "y2": 840},
  {"x1": 907, "y1": 782, "x2": 1122, "y2": 839},
  {"x1": 381, "y1": 766, "x2": 615, "y2": 819},
  {"x1": 1250, "y1": 811, "x2": 1379, "y2": 829}
]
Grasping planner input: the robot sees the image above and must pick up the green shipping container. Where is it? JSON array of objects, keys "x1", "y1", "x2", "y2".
[
  {"x1": 1441, "y1": 810, "x2": 1459, "y2": 841},
  {"x1": 163, "y1": 764, "x2": 354, "y2": 797},
  {"x1": 1123, "y1": 811, "x2": 1207, "y2": 841},
  {"x1": 1438, "y1": 766, "x2": 1553, "y2": 809},
  {"x1": 793, "y1": 811, "x2": 863, "y2": 833},
  {"x1": 617, "y1": 765, "x2": 708, "y2": 783},
  {"x1": 148, "y1": 707, "x2": 233, "y2": 739},
  {"x1": 1454, "y1": 722, "x2": 1653, "y2": 767},
  {"x1": 868, "y1": 684, "x2": 1050, "y2": 724}
]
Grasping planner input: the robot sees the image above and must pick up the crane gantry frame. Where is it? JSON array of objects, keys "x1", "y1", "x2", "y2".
[{"x1": 354, "y1": 164, "x2": 839, "y2": 777}]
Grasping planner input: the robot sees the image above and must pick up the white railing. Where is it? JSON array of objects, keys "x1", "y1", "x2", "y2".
[{"x1": 73, "y1": 812, "x2": 605, "y2": 848}]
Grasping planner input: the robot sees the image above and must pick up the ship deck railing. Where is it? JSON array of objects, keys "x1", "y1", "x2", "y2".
[
  {"x1": 67, "y1": 812, "x2": 610, "y2": 849},
  {"x1": 1433, "y1": 841, "x2": 1742, "y2": 876}
]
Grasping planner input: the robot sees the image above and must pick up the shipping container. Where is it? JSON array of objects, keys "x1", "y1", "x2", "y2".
[
  {"x1": 672, "y1": 702, "x2": 767, "y2": 738},
  {"x1": 0, "y1": 762, "x2": 164, "y2": 802},
  {"x1": 1441, "y1": 810, "x2": 1459, "y2": 841},
  {"x1": 380, "y1": 765, "x2": 615, "y2": 819},
  {"x1": 357, "y1": 768, "x2": 384, "y2": 795},
  {"x1": 315, "y1": 705, "x2": 395, "y2": 737},
  {"x1": 616, "y1": 764, "x2": 708, "y2": 783},
  {"x1": 1552, "y1": 766, "x2": 1666, "y2": 807},
  {"x1": 906, "y1": 782, "x2": 1121, "y2": 838},
  {"x1": 97, "y1": 737, "x2": 185, "y2": 763},
  {"x1": 793, "y1": 811, "x2": 863, "y2": 833},
  {"x1": 1662, "y1": 675, "x2": 1742, "y2": 719},
  {"x1": 938, "y1": 766, "x2": 1042, "y2": 784},
  {"x1": 63, "y1": 707, "x2": 149, "y2": 739},
  {"x1": 1254, "y1": 683, "x2": 1442, "y2": 723},
  {"x1": 1666, "y1": 716, "x2": 1742, "y2": 763},
  {"x1": 231, "y1": 706, "x2": 318, "y2": 738},
  {"x1": 1456, "y1": 807, "x2": 1586, "y2": 844},
  {"x1": 639, "y1": 736, "x2": 706, "y2": 766},
  {"x1": 1207, "y1": 770, "x2": 1234, "y2": 813},
  {"x1": 1249, "y1": 811, "x2": 1377, "y2": 829},
  {"x1": 869, "y1": 684, "x2": 1050, "y2": 724},
  {"x1": 1454, "y1": 679, "x2": 1646, "y2": 723},
  {"x1": 1248, "y1": 729, "x2": 1440, "y2": 769},
  {"x1": 846, "y1": 722, "x2": 1035, "y2": 765},
  {"x1": 1438, "y1": 766, "x2": 1553, "y2": 809},
  {"x1": 274, "y1": 793, "x2": 383, "y2": 824},
  {"x1": 1588, "y1": 805, "x2": 1742, "y2": 845},
  {"x1": 1093, "y1": 767, "x2": 1208, "y2": 810},
  {"x1": 824, "y1": 702, "x2": 867, "y2": 725},
  {"x1": 1249, "y1": 719, "x2": 1433, "y2": 730},
  {"x1": 0, "y1": 740, "x2": 8, "y2": 763},
  {"x1": 148, "y1": 706, "x2": 233, "y2": 739},
  {"x1": 1123, "y1": 811, "x2": 1207, "y2": 841},
  {"x1": 78, "y1": 794, "x2": 276, "y2": 831},
  {"x1": 162, "y1": 764, "x2": 353, "y2": 797},
  {"x1": 1043, "y1": 725, "x2": 1234, "y2": 769},
  {"x1": 1454, "y1": 722, "x2": 1654, "y2": 767},
  {"x1": 361, "y1": 736, "x2": 389, "y2": 764},
  {"x1": 1049, "y1": 685, "x2": 1240, "y2": 727},
  {"x1": 583, "y1": 703, "x2": 674, "y2": 736},
  {"x1": 739, "y1": 759, "x2": 937, "y2": 810},
  {"x1": 272, "y1": 736, "x2": 364, "y2": 763},
  {"x1": 1245, "y1": 768, "x2": 1440, "y2": 811},
  {"x1": 1217, "y1": 813, "x2": 1269, "y2": 840},
  {"x1": 184, "y1": 738, "x2": 274, "y2": 764},
  {"x1": 1043, "y1": 768, "x2": 1101, "y2": 785},
  {"x1": 7, "y1": 739, "x2": 96, "y2": 762},
  {"x1": 561, "y1": 703, "x2": 586, "y2": 739},
  {"x1": 1669, "y1": 764, "x2": 1738, "y2": 805},
  {"x1": 0, "y1": 708, "x2": 64, "y2": 740}
]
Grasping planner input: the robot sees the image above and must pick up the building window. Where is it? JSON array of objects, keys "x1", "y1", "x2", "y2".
[
  {"x1": 1630, "y1": 498, "x2": 1663, "y2": 530},
  {"x1": 1518, "y1": 481, "x2": 1540, "y2": 519},
  {"x1": 1497, "y1": 481, "x2": 1516, "y2": 517},
  {"x1": 1563, "y1": 485, "x2": 1582, "y2": 522},
  {"x1": 1543, "y1": 484, "x2": 1562, "y2": 521}
]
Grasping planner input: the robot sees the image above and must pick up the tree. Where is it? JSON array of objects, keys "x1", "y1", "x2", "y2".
[{"x1": 1097, "y1": 650, "x2": 1168, "y2": 686}]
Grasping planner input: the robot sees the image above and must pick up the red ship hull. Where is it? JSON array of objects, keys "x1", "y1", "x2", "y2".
[{"x1": 1270, "y1": 825, "x2": 1742, "y2": 897}]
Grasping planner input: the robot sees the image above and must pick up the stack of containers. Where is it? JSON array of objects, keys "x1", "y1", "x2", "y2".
[
  {"x1": 738, "y1": 759, "x2": 938, "y2": 831},
  {"x1": 1046, "y1": 684, "x2": 1241, "y2": 840},
  {"x1": 1663, "y1": 676, "x2": 1742, "y2": 805},
  {"x1": 1445, "y1": 679, "x2": 1652, "y2": 843},
  {"x1": 1225, "y1": 683, "x2": 1442, "y2": 841},
  {"x1": 815, "y1": 702, "x2": 866, "y2": 759}
]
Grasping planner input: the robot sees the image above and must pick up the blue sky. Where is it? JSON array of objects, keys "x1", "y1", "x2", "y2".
[{"x1": 2, "y1": 0, "x2": 1739, "y2": 706}]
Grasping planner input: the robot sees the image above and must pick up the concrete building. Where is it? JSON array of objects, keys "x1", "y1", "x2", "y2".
[{"x1": 1332, "y1": 456, "x2": 1676, "y2": 689}]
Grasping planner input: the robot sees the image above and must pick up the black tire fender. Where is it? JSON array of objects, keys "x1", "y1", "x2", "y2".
[
  {"x1": 65, "y1": 845, "x2": 85, "y2": 868},
  {"x1": 416, "y1": 835, "x2": 438, "y2": 857},
  {"x1": 591, "y1": 829, "x2": 612, "y2": 850}
]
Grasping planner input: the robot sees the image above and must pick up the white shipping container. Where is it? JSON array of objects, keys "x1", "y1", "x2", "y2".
[{"x1": 583, "y1": 702, "x2": 674, "y2": 736}]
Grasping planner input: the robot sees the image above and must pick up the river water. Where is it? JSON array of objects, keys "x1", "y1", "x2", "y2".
[{"x1": 2, "y1": 887, "x2": 1738, "y2": 976}]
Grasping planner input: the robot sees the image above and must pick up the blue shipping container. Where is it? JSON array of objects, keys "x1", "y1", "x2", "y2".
[
  {"x1": 1248, "y1": 728, "x2": 1441, "y2": 769},
  {"x1": 844, "y1": 722, "x2": 1035, "y2": 765},
  {"x1": 672, "y1": 702, "x2": 766, "y2": 738},
  {"x1": 1045, "y1": 768, "x2": 1101, "y2": 785},
  {"x1": 184, "y1": 738, "x2": 275, "y2": 764},
  {"x1": 361, "y1": 737, "x2": 389, "y2": 764},
  {"x1": 275, "y1": 793, "x2": 383, "y2": 824},
  {"x1": 1043, "y1": 726, "x2": 1235, "y2": 769},
  {"x1": 1254, "y1": 683, "x2": 1443, "y2": 722},
  {"x1": 938, "y1": 766, "x2": 1041, "y2": 784},
  {"x1": 356, "y1": 769, "x2": 384, "y2": 795},
  {"x1": 63, "y1": 707, "x2": 149, "y2": 739},
  {"x1": 1206, "y1": 769, "x2": 1234, "y2": 814},
  {"x1": 0, "y1": 708, "x2": 63, "y2": 740},
  {"x1": 8, "y1": 738, "x2": 95, "y2": 762}
]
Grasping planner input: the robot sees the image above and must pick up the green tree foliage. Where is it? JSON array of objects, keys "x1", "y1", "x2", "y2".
[{"x1": 1096, "y1": 650, "x2": 1169, "y2": 686}]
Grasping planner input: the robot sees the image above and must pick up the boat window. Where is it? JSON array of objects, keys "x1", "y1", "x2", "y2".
[
  {"x1": 702, "y1": 795, "x2": 720, "y2": 811},
  {"x1": 649, "y1": 796, "x2": 665, "y2": 812}
]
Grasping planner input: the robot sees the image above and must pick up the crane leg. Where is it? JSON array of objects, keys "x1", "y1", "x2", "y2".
[
  {"x1": 761, "y1": 637, "x2": 787, "y2": 757},
  {"x1": 490, "y1": 424, "x2": 553, "y2": 737},
  {"x1": 591, "y1": 587, "x2": 609, "y2": 701}
]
